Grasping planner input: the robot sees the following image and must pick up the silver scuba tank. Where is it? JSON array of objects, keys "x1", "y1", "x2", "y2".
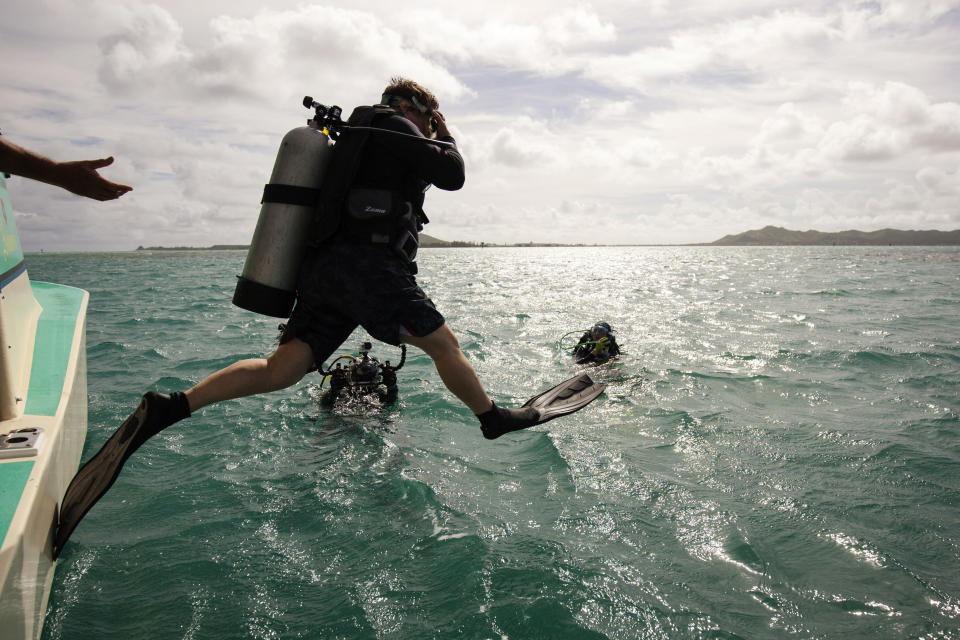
[{"x1": 232, "y1": 116, "x2": 333, "y2": 317}]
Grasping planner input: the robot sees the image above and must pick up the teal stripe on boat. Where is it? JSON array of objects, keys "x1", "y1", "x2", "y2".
[
  {"x1": 0, "y1": 175, "x2": 26, "y2": 275},
  {"x1": 0, "y1": 461, "x2": 34, "y2": 545},
  {"x1": 23, "y1": 282, "x2": 85, "y2": 417}
]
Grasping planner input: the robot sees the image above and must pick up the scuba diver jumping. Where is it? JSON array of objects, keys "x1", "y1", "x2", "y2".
[{"x1": 53, "y1": 77, "x2": 605, "y2": 557}]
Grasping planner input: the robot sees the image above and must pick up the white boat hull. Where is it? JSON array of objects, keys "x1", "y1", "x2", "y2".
[{"x1": 1, "y1": 174, "x2": 89, "y2": 640}]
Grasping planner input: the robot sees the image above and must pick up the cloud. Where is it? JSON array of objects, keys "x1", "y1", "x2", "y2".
[
  {"x1": 479, "y1": 116, "x2": 566, "y2": 169},
  {"x1": 861, "y1": 177, "x2": 957, "y2": 228},
  {"x1": 854, "y1": 0, "x2": 960, "y2": 29},
  {"x1": 398, "y1": 6, "x2": 616, "y2": 74},
  {"x1": 866, "y1": 165, "x2": 960, "y2": 226},
  {"x1": 95, "y1": 2, "x2": 470, "y2": 107},
  {"x1": 821, "y1": 115, "x2": 907, "y2": 162},
  {"x1": 753, "y1": 103, "x2": 824, "y2": 145},
  {"x1": 4, "y1": 0, "x2": 960, "y2": 250},
  {"x1": 916, "y1": 165, "x2": 960, "y2": 196},
  {"x1": 822, "y1": 81, "x2": 960, "y2": 161},
  {"x1": 641, "y1": 81, "x2": 960, "y2": 197},
  {"x1": 98, "y1": 3, "x2": 191, "y2": 92},
  {"x1": 582, "y1": 10, "x2": 842, "y2": 93},
  {"x1": 489, "y1": 128, "x2": 547, "y2": 167}
]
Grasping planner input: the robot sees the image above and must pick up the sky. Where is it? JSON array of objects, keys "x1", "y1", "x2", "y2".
[{"x1": 2, "y1": 0, "x2": 960, "y2": 250}]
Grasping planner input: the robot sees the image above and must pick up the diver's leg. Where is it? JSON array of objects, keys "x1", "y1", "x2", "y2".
[
  {"x1": 54, "y1": 337, "x2": 318, "y2": 555},
  {"x1": 401, "y1": 324, "x2": 539, "y2": 438},
  {"x1": 185, "y1": 337, "x2": 315, "y2": 411},
  {"x1": 401, "y1": 323, "x2": 493, "y2": 414}
]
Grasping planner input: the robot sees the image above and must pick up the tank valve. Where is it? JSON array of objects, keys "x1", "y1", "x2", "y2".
[{"x1": 303, "y1": 96, "x2": 342, "y2": 126}]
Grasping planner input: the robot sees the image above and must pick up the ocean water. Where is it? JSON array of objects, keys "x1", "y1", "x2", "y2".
[{"x1": 26, "y1": 246, "x2": 960, "y2": 640}]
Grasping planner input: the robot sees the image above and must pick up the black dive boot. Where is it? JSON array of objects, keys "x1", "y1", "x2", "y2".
[
  {"x1": 478, "y1": 403, "x2": 541, "y2": 440},
  {"x1": 477, "y1": 373, "x2": 606, "y2": 440}
]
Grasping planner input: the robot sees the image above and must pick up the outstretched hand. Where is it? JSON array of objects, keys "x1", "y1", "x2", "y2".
[{"x1": 56, "y1": 157, "x2": 133, "y2": 201}]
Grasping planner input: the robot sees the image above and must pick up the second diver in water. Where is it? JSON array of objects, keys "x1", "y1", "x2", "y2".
[{"x1": 572, "y1": 322, "x2": 622, "y2": 365}]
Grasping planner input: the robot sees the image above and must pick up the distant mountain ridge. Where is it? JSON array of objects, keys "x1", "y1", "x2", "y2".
[{"x1": 710, "y1": 226, "x2": 960, "y2": 246}]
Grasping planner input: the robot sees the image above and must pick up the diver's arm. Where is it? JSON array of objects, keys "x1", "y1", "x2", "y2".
[
  {"x1": 609, "y1": 338, "x2": 621, "y2": 356},
  {"x1": 572, "y1": 333, "x2": 591, "y2": 357},
  {"x1": 0, "y1": 136, "x2": 132, "y2": 201},
  {"x1": 377, "y1": 116, "x2": 465, "y2": 190}
]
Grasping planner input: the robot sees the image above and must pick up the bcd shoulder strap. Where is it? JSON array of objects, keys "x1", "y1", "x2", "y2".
[{"x1": 308, "y1": 105, "x2": 397, "y2": 246}]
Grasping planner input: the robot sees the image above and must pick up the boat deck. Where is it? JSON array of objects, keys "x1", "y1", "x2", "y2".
[{"x1": 0, "y1": 280, "x2": 88, "y2": 640}]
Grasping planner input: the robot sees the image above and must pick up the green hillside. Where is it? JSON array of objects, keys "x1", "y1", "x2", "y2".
[{"x1": 710, "y1": 225, "x2": 960, "y2": 246}]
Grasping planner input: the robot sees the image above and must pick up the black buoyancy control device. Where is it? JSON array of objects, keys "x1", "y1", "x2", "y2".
[
  {"x1": 233, "y1": 97, "x2": 456, "y2": 318},
  {"x1": 232, "y1": 99, "x2": 340, "y2": 317}
]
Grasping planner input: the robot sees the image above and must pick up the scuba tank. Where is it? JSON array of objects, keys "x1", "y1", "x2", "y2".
[{"x1": 232, "y1": 99, "x2": 343, "y2": 317}]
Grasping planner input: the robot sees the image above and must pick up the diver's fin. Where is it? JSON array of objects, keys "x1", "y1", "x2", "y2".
[
  {"x1": 53, "y1": 392, "x2": 185, "y2": 558},
  {"x1": 478, "y1": 373, "x2": 606, "y2": 440},
  {"x1": 521, "y1": 372, "x2": 606, "y2": 423}
]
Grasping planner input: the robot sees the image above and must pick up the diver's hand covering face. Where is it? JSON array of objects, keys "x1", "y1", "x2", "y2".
[{"x1": 430, "y1": 110, "x2": 451, "y2": 139}]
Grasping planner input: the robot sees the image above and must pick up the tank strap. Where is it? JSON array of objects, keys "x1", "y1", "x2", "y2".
[{"x1": 261, "y1": 184, "x2": 321, "y2": 206}]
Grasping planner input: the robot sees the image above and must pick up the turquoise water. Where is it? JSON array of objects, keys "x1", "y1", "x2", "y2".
[{"x1": 28, "y1": 246, "x2": 960, "y2": 639}]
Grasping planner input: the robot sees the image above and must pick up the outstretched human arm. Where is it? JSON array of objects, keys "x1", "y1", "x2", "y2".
[{"x1": 0, "y1": 136, "x2": 132, "y2": 201}]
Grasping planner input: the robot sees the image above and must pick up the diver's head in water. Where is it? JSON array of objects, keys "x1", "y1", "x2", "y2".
[{"x1": 590, "y1": 322, "x2": 612, "y2": 341}]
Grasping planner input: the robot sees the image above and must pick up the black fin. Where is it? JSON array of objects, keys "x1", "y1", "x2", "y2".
[
  {"x1": 53, "y1": 392, "x2": 186, "y2": 558},
  {"x1": 479, "y1": 373, "x2": 606, "y2": 440},
  {"x1": 521, "y1": 373, "x2": 606, "y2": 423}
]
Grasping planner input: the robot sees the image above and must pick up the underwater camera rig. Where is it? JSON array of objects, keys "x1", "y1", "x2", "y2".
[{"x1": 320, "y1": 341, "x2": 406, "y2": 403}]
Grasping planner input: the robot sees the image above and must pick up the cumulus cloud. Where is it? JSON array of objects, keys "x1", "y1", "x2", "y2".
[
  {"x1": 583, "y1": 10, "x2": 842, "y2": 93},
  {"x1": 753, "y1": 103, "x2": 824, "y2": 146},
  {"x1": 98, "y1": 3, "x2": 191, "y2": 91},
  {"x1": 95, "y1": 2, "x2": 470, "y2": 107},
  {"x1": 821, "y1": 81, "x2": 960, "y2": 160},
  {"x1": 865, "y1": 165, "x2": 960, "y2": 227},
  {"x1": 398, "y1": 6, "x2": 616, "y2": 74},
  {"x1": 489, "y1": 128, "x2": 547, "y2": 167},
  {"x1": 641, "y1": 81, "x2": 960, "y2": 200}
]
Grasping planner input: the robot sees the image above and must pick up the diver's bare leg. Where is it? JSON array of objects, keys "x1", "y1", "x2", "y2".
[
  {"x1": 54, "y1": 338, "x2": 317, "y2": 556},
  {"x1": 185, "y1": 337, "x2": 316, "y2": 411},
  {"x1": 402, "y1": 324, "x2": 494, "y2": 415}
]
